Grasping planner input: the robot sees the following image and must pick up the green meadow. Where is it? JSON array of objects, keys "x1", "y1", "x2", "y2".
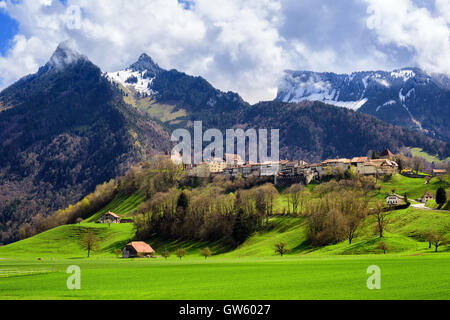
[
  {"x1": 0, "y1": 174, "x2": 449, "y2": 300},
  {"x1": 1, "y1": 254, "x2": 450, "y2": 300}
]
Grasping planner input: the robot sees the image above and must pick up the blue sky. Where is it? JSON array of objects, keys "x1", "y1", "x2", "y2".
[
  {"x1": 0, "y1": 0, "x2": 448, "y2": 103},
  {"x1": 0, "y1": 10, "x2": 18, "y2": 55}
]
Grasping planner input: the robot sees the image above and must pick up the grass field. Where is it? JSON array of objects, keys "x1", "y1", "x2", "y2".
[
  {"x1": 376, "y1": 174, "x2": 448, "y2": 200},
  {"x1": 408, "y1": 147, "x2": 450, "y2": 163},
  {"x1": 1, "y1": 254, "x2": 449, "y2": 299},
  {"x1": 1, "y1": 175, "x2": 448, "y2": 300}
]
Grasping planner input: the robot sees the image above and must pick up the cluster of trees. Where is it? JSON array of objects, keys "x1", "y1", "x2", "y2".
[
  {"x1": 304, "y1": 180, "x2": 372, "y2": 246},
  {"x1": 134, "y1": 182, "x2": 280, "y2": 247}
]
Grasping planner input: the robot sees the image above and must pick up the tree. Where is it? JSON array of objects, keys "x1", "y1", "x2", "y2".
[
  {"x1": 344, "y1": 214, "x2": 363, "y2": 245},
  {"x1": 287, "y1": 184, "x2": 303, "y2": 215},
  {"x1": 232, "y1": 209, "x2": 251, "y2": 246},
  {"x1": 200, "y1": 247, "x2": 212, "y2": 260},
  {"x1": 412, "y1": 156, "x2": 424, "y2": 174},
  {"x1": 429, "y1": 232, "x2": 448, "y2": 252},
  {"x1": 377, "y1": 241, "x2": 390, "y2": 254},
  {"x1": 175, "y1": 248, "x2": 187, "y2": 260},
  {"x1": 161, "y1": 248, "x2": 171, "y2": 260},
  {"x1": 177, "y1": 191, "x2": 189, "y2": 211},
  {"x1": 436, "y1": 187, "x2": 447, "y2": 209},
  {"x1": 274, "y1": 242, "x2": 290, "y2": 257},
  {"x1": 374, "y1": 202, "x2": 388, "y2": 238},
  {"x1": 423, "y1": 230, "x2": 434, "y2": 248},
  {"x1": 79, "y1": 231, "x2": 100, "y2": 258}
]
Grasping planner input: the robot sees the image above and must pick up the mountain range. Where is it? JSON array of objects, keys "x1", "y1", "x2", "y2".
[
  {"x1": 0, "y1": 42, "x2": 449, "y2": 243},
  {"x1": 275, "y1": 68, "x2": 450, "y2": 142}
]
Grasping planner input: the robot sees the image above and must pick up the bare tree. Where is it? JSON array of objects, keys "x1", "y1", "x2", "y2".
[
  {"x1": 288, "y1": 184, "x2": 303, "y2": 215},
  {"x1": 412, "y1": 156, "x2": 424, "y2": 174},
  {"x1": 374, "y1": 202, "x2": 388, "y2": 238},
  {"x1": 274, "y1": 242, "x2": 290, "y2": 257},
  {"x1": 161, "y1": 248, "x2": 171, "y2": 260},
  {"x1": 377, "y1": 241, "x2": 390, "y2": 254},
  {"x1": 79, "y1": 231, "x2": 100, "y2": 258}
]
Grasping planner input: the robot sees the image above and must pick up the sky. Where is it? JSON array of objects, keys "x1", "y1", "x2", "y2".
[{"x1": 0, "y1": 0, "x2": 449, "y2": 104}]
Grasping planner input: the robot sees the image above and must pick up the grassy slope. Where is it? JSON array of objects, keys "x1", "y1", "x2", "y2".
[
  {"x1": 376, "y1": 174, "x2": 448, "y2": 200},
  {"x1": 120, "y1": 84, "x2": 186, "y2": 122},
  {"x1": 409, "y1": 147, "x2": 450, "y2": 163},
  {"x1": 85, "y1": 192, "x2": 145, "y2": 222},
  {"x1": 0, "y1": 224, "x2": 135, "y2": 258},
  {"x1": 1, "y1": 175, "x2": 449, "y2": 299}
]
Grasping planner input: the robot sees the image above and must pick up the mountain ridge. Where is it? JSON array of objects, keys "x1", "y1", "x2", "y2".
[
  {"x1": 275, "y1": 68, "x2": 450, "y2": 142},
  {"x1": 0, "y1": 45, "x2": 170, "y2": 244}
]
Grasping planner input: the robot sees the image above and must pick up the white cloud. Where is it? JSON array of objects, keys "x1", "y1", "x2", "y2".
[
  {"x1": 0, "y1": 0, "x2": 448, "y2": 103},
  {"x1": 0, "y1": 0, "x2": 288, "y2": 103},
  {"x1": 365, "y1": 0, "x2": 450, "y2": 75}
]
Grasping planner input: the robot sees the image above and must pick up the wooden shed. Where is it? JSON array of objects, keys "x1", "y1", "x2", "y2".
[{"x1": 122, "y1": 241, "x2": 155, "y2": 258}]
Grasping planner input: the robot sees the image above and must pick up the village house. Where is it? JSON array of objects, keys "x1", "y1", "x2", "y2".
[
  {"x1": 357, "y1": 159, "x2": 398, "y2": 175},
  {"x1": 379, "y1": 149, "x2": 394, "y2": 159},
  {"x1": 100, "y1": 211, "x2": 121, "y2": 224},
  {"x1": 421, "y1": 191, "x2": 434, "y2": 203},
  {"x1": 224, "y1": 153, "x2": 244, "y2": 166},
  {"x1": 122, "y1": 241, "x2": 155, "y2": 258},
  {"x1": 205, "y1": 157, "x2": 227, "y2": 173},
  {"x1": 188, "y1": 162, "x2": 210, "y2": 177},
  {"x1": 350, "y1": 157, "x2": 368, "y2": 166},
  {"x1": 432, "y1": 169, "x2": 447, "y2": 176},
  {"x1": 317, "y1": 158, "x2": 351, "y2": 176},
  {"x1": 386, "y1": 194, "x2": 404, "y2": 207}
]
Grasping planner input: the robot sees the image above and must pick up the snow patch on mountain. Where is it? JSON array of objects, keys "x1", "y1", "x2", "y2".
[
  {"x1": 106, "y1": 69, "x2": 156, "y2": 95},
  {"x1": 278, "y1": 72, "x2": 368, "y2": 110},
  {"x1": 376, "y1": 100, "x2": 396, "y2": 112},
  {"x1": 391, "y1": 69, "x2": 415, "y2": 81}
]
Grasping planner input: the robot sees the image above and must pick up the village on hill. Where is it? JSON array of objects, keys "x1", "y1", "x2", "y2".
[{"x1": 181, "y1": 149, "x2": 444, "y2": 185}]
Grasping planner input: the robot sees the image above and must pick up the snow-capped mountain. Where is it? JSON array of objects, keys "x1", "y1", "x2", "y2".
[
  {"x1": 106, "y1": 53, "x2": 162, "y2": 95},
  {"x1": 275, "y1": 68, "x2": 450, "y2": 142}
]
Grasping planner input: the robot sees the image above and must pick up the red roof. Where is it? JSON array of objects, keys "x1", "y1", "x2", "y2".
[
  {"x1": 127, "y1": 242, "x2": 155, "y2": 254},
  {"x1": 105, "y1": 211, "x2": 120, "y2": 219},
  {"x1": 351, "y1": 157, "x2": 368, "y2": 163}
]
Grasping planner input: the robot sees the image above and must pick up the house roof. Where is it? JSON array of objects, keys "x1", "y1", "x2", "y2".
[
  {"x1": 351, "y1": 157, "x2": 368, "y2": 163},
  {"x1": 105, "y1": 211, "x2": 120, "y2": 219},
  {"x1": 322, "y1": 158, "x2": 350, "y2": 164},
  {"x1": 366, "y1": 159, "x2": 398, "y2": 167},
  {"x1": 385, "y1": 194, "x2": 403, "y2": 199},
  {"x1": 127, "y1": 241, "x2": 155, "y2": 253},
  {"x1": 379, "y1": 149, "x2": 394, "y2": 158}
]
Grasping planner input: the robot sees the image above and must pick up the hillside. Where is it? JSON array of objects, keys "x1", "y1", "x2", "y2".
[
  {"x1": 1, "y1": 172, "x2": 448, "y2": 259},
  {"x1": 275, "y1": 68, "x2": 450, "y2": 142},
  {"x1": 238, "y1": 101, "x2": 450, "y2": 161},
  {"x1": 0, "y1": 43, "x2": 170, "y2": 244},
  {"x1": 1, "y1": 45, "x2": 449, "y2": 244},
  {"x1": 1, "y1": 171, "x2": 449, "y2": 300},
  {"x1": 110, "y1": 55, "x2": 450, "y2": 162}
]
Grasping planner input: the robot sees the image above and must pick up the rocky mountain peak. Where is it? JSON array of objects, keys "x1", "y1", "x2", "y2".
[
  {"x1": 129, "y1": 53, "x2": 163, "y2": 76},
  {"x1": 46, "y1": 41, "x2": 86, "y2": 71}
]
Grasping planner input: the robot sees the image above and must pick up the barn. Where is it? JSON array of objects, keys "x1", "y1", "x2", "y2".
[
  {"x1": 100, "y1": 211, "x2": 121, "y2": 223},
  {"x1": 122, "y1": 241, "x2": 155, "y2": 258}
]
